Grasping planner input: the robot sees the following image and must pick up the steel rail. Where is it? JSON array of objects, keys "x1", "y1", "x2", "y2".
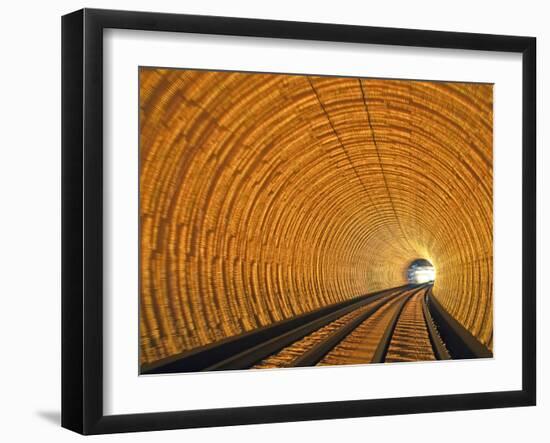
[
  {"x1": 141, "y1": 284, "x2": 413, "y2": 374},
  {"x1": 370, "y1": 286, "x2": 426, "y2": 363},
  {"x1": 291, "y1": 288, "x2": 422, "y2": 367},
  {"x1": 205, "y1": 286, "x2": 417, "y2": 371},
  {"x1": 421, "y1": 289, "x2": 451, "y2": 360},
  {"x1": 140, "y1": 285, "x2": 413, "y2": 375},
  {"x1": 426, "y1": 287, "x2": 493, "y2": 359}
]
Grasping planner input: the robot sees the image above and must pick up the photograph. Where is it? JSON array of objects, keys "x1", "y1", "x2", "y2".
[{"x1": 138, "y1": 68, "x2": 494, "y2": 374}]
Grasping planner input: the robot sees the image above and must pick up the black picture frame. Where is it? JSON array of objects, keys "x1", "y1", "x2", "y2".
[{"x1": 61, "y1": 8, "x2": 536, "y2": 435}]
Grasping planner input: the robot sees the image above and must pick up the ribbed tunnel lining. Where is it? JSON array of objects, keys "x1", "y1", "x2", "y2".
[{"x1": 139, "y1": 68, "x2": 493, "y2": 366}]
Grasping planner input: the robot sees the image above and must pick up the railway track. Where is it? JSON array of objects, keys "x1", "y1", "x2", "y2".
[
  {"x1": 142, "y1": 283, "x2": 490, "y2": 374},
  {"x1": 319, "y1": 288, "x2": 417, "y2": 366},
  {"x1": 254, "y1": 288, "x2": 406, "y2": 369},
  {"x1": 253, "y1": 285, "x2": 450, "y2": 368}
]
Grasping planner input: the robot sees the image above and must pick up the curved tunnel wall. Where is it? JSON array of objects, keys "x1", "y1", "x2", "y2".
[{"x1": 139, "y1": 69, "x2": 493, "y2": 365}]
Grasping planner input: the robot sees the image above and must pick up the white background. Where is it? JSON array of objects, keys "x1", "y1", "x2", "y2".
[{"x1": 0, "y1": 0, "x2": 546, "y2": 442}]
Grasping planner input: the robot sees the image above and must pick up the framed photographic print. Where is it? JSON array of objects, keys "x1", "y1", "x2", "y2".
[{"x1": 61, "y1": 8, "x2": 536, "y2": 434}]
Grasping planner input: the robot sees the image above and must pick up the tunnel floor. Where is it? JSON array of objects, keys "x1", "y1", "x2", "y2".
[
  {"x1": 141, "y1": 284, "x2": 492, "y2": 374},
  {"x1": 254, "y1": 285, "x2": 438, "y2": 368}
]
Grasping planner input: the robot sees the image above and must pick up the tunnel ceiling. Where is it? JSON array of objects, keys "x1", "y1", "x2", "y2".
[{"x1": 139, "y1": 68, "x2": 493, "y2": 365}]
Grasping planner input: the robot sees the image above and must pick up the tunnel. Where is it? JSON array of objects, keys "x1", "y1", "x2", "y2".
[{"x1": 139, "y1": 68, "x2": 493, "y2": 373}]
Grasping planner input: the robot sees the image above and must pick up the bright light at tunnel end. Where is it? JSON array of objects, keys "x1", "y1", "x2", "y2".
[
  {"x1": 407, "y1": 259, "x2": 436, "y2": 284},
  {"x1": 411, "y1": 267, "x2": 436, "y2": 283}
]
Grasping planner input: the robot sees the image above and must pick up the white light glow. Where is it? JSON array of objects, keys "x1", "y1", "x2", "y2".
[
  {"x1": 407, "y1": 260, "x2": 436, "y2": 284},
  {"x1": 411, "y1": 267, "x2": 436, "y2": 283}
]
